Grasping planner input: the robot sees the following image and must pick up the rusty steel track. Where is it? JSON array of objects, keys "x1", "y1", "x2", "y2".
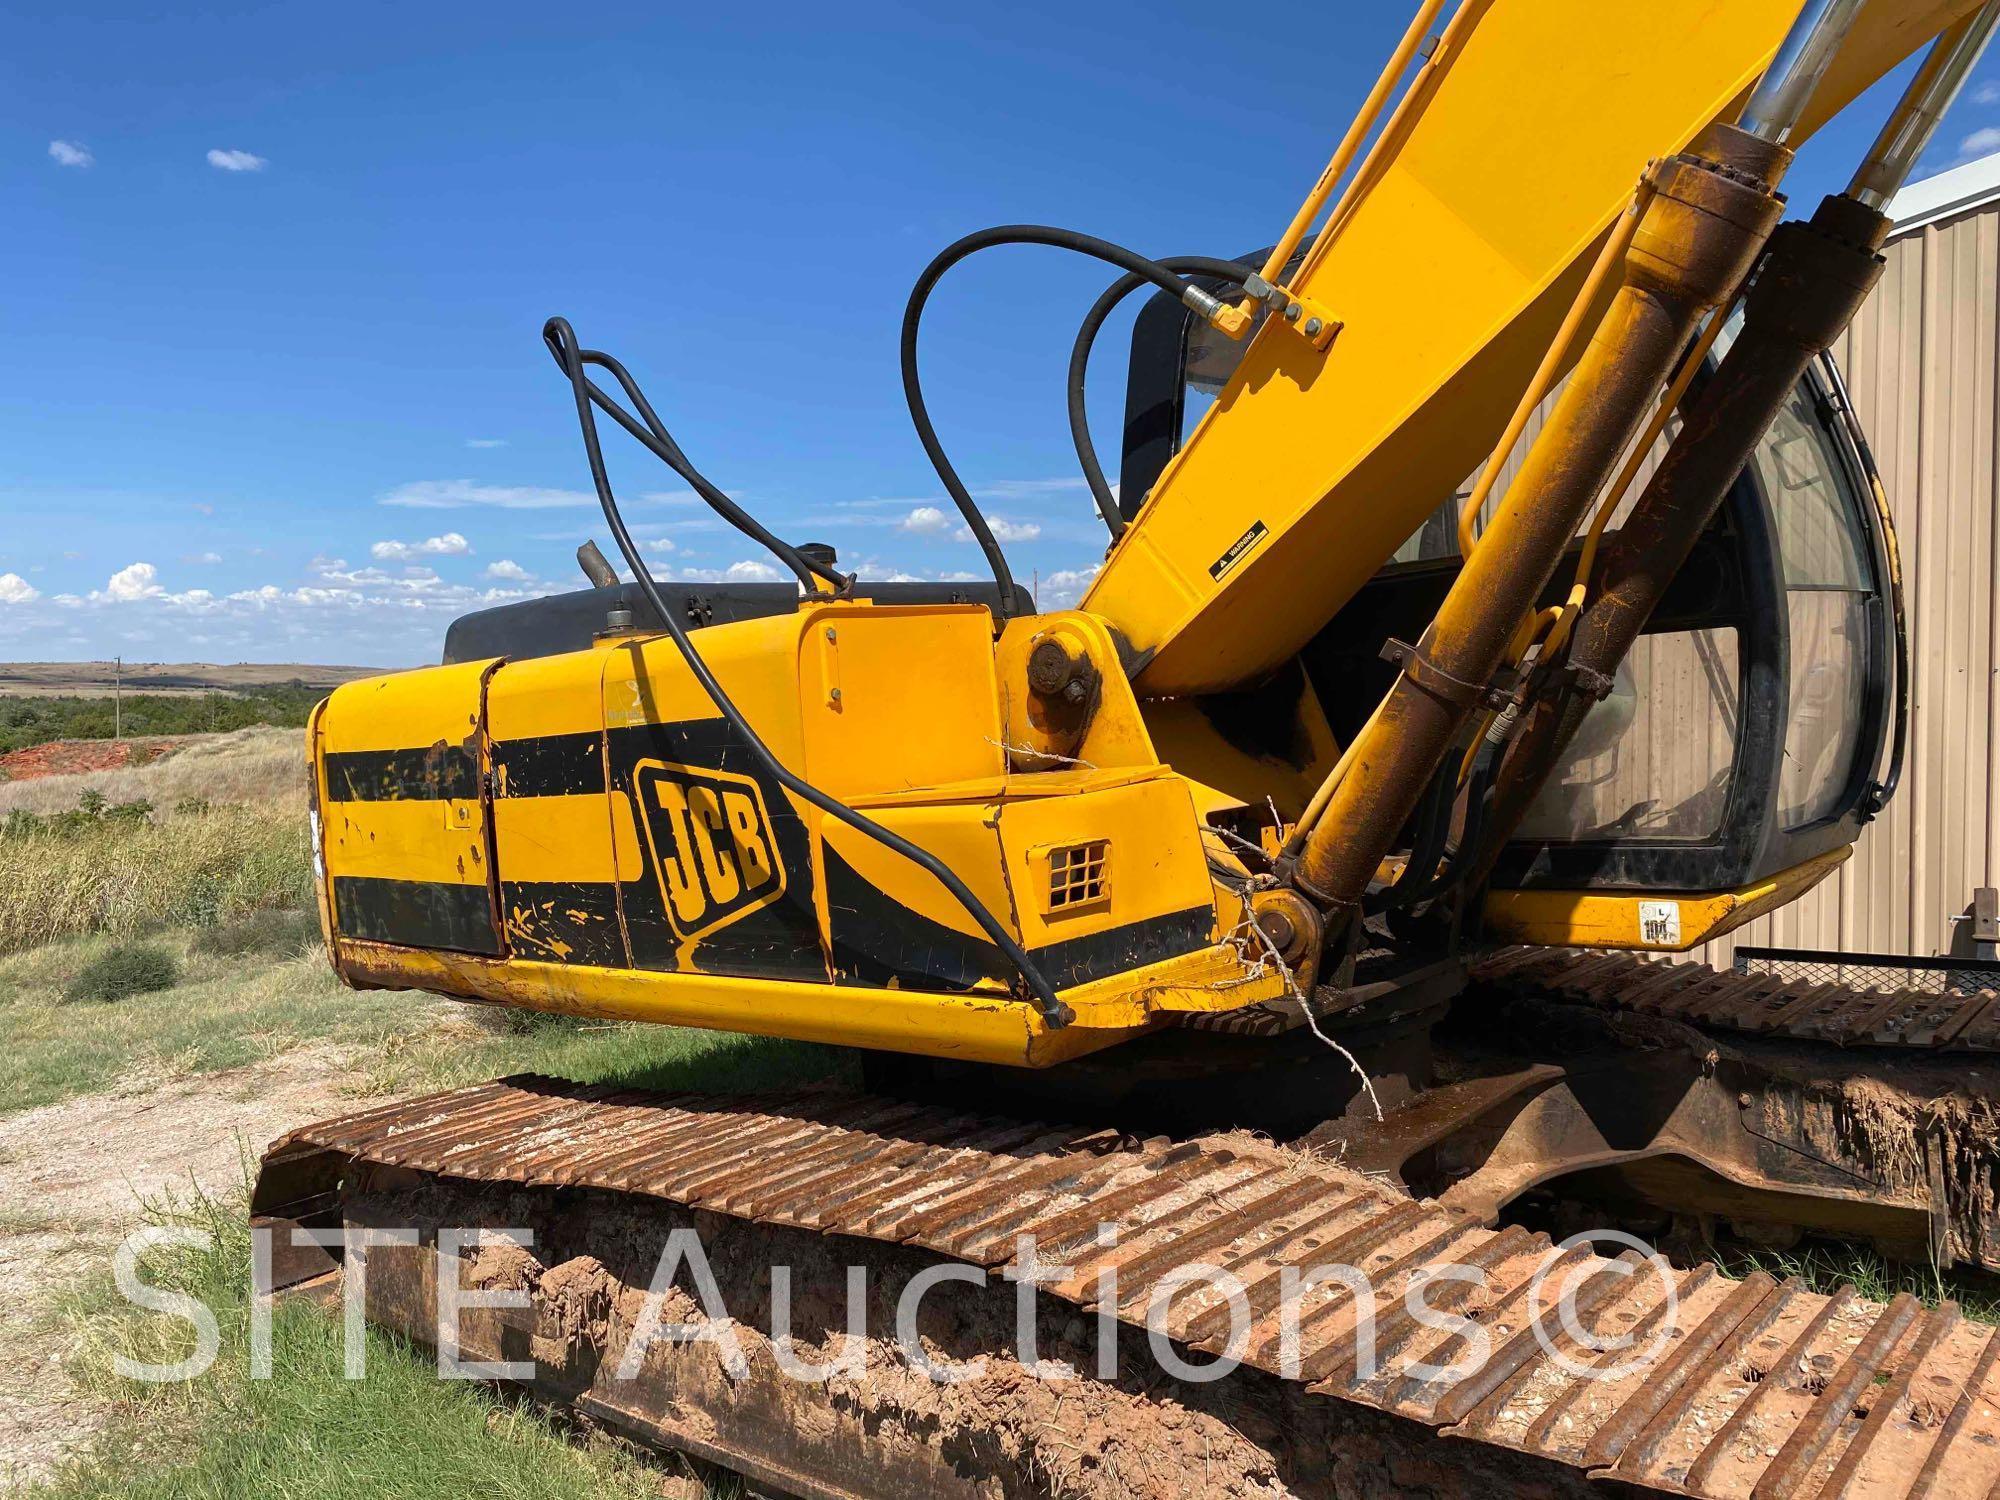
[
  {"x1": 1471, "y1": 946, "x2": 2000, "y2": 1051},
  {"x1": 255, "y1": 1076, "x2": 2000, "y2": 1499}
]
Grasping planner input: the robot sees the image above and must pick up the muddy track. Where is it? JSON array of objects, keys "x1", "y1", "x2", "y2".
[{"x1": 257, "y1": 1077, "x2": 2000, "y2": 1500}]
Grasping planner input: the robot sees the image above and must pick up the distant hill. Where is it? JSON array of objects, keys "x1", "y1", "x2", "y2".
[
  {"x1": 0, "y1": 663, "x2": 387, "y2": 757},
  {"x1": 0, "y1": 661, "x2": 382, "y2": 698}
]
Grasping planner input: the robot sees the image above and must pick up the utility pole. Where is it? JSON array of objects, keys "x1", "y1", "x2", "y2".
[{"x1": 114, "y1": 655, "x2": 122, "y2": 740}]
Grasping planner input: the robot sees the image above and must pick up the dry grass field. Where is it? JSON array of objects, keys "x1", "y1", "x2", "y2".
[{"x1": 0, "y1": 716, "x2": 847, "y2": 1497}]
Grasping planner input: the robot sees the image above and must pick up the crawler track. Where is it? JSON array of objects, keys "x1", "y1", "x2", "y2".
[
  {"x1": 256, "y1": 1076, "x2": 2000, "y2": 1499},
  {"x1": 1472, "y1": 947, "x2": 2000, "y2": 1050}
]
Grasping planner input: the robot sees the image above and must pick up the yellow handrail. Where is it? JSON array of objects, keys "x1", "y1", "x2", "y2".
[{"x1": 1238, "y1": 0, "x2": 1452, "y2": 319}]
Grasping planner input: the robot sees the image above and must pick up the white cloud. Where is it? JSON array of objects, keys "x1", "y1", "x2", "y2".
[
  {"x1": 1975, "y1": 80, "x2": 2000, "y2": 106},
  {"x1": 484, "y1": 559, "x2": 532, "y2": 581},
  {"x1": 182, "y1": 551, "x2": 223, "y2": 565},
  {"x1": 895, "y1": 505, "x2": 1040, "y2": 544},
  {"x1": 1039, "y1": 566, "x2": 1099, "y2": 609},
  {"x1": 659, "y1": 560, "x2": 787, "y2": 584},
  {"x1": 0, "y1": 573, "x2": 40, "y2": 604},
  {"x1": 382, "y1": 479, "x2": 601, "y2": 510},
  {"x1": 48, "y1": 139, "x2": 93, "y2": 169},
  {"x1": 207, "y1": 148, "x2": 268, "y2": 172},
  {"x1": 102, "y1": 561, "x2": 163, "y2": 601},
  {"x1": 314, "y1": 563, "x2": 396, "y2": 585},
  {"x1": 371, "y1": 532, "x2": 472, "y2": 562},
  {"x1": 464, "y1": 438, "x2": 509, "y2": 449},
  {"x1": 1961, "y1": 126, "x2": 2000, "y2": 160},
  {"x1": 642, "y1": 536, "x2": 677, "y2": 555}
]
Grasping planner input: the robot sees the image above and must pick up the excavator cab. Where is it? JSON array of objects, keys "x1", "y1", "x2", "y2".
[{"x1": 1120, "y1": 276, "x2": 1903, "y2": 951}]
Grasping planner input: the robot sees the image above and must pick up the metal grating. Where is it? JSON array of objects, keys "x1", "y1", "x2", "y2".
[
  {"x1": 1045, "y1": 840, "x2": 1108, "y2": 910},
  {"x1": 1733, "y1": 944, "x2": 2000, "y2": 996}
]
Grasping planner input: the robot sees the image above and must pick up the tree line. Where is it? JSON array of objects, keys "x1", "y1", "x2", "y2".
[{"x1": 0, "y1": 682, "x2": 322, "y2": 753}]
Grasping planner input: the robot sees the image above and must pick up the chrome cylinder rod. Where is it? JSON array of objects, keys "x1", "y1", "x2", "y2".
[
  {"x1": 1738, "y1": 0, "x2": 1871, "y2": 143},
  {"x1": 1851, "y1": 1, "x2": 2000, "y2": 208}
]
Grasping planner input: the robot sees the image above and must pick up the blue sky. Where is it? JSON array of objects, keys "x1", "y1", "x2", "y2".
[{"x1": 5, "y1": 2, "x2": 1998, "y2": 668}]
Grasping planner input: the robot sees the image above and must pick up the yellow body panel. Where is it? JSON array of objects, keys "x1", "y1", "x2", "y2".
[
  {"x1": 311, "y1": 602, "x2": 1275, "y2": 1059},
  {"x1": 1481, "y1": 847, "x2": 1851, "y2": 952},
  {"x1": 316, "y1": 658, "x2": 498, "y2": 953},
  {"x1": 334, "y1": 936, "x2": 1287, "y2": 1067},
  {"x1": 1086, "y1": 0, "x2": 1978, "y2": 696}
]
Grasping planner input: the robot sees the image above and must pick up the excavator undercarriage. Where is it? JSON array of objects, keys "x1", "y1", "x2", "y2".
[
  {"x1": 254, "y1": 0, "x2": 2000, "y2": 1493},
  {"x1": 254, "y1": 1022, "x2": 2000, "y2": 1500}
]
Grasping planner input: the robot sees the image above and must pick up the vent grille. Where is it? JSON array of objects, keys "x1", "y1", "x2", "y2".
[{"x1": 1046, "y1": 840, "x2": 1109, "y2": 911}]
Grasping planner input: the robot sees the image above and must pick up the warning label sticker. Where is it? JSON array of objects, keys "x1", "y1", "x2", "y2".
[
  {"x1": 1208, "y1": 520, "x2": 1269, "y2": 583},
  {"x1": 1638, "y1": 900, "x2": 1683, "y2": 948}
]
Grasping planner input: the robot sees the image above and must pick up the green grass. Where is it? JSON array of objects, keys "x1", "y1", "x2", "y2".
[
  {"x1": 63, "y1": 942, "x2": 179, "y2": 1004},
  {"x1": 1716, "y1": 1239, "x2": 2000, "y2": 1324},
  {"x1": 33, "y1": 1188, "x2": 686, "y2": 1500},
  {"x1": 6, "y1": 924, "x2": 851, "y2": 1497},
  {"x1": 0, "y1": 927, "x2": 439, "y2": 1114},
  {"x1": 0, "y1": 914, "x2": 857, "y2": 1116},
  {"x1": 368, "y1": 1004, "x2": 859, "y2": 1099}
]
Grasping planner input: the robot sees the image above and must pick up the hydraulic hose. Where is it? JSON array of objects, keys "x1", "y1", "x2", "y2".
[
  {"x1": 543, "y1": 316, "x2": 1073, "y2": 1027},
  {"x1": 540, "y1": 333, "x2": 844, "y2": 596},
  {"x1": 1068, "y1": 256, "x2": 1253, "y2": 537},
  {"x1": 902, "y1": 226, "x2": 1232, "y2": 611}
]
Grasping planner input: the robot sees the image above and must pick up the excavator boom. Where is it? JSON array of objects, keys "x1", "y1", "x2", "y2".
[{"x1": 1086, "y1": 0, "x2": 1978, "y2": 696}]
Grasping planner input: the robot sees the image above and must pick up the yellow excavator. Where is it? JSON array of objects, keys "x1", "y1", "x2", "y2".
[{"x1": 256, "y1": 3, "x2": 2000, "y2": 1495}]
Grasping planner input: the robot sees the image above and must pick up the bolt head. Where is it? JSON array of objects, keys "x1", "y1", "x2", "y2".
[
  {"x1": 1304, "y1": 317, "x2": 1324, "y2": 337},
  {"x1": 1256, "y1": 908, "x2": 1298, "y2": 952},
  {"x1": 1284, "y1": 303, "x2": 1302, "y2": 322},
  {"x1": 1027, "y1": 639, "x2": 1074, "y2": 695}
]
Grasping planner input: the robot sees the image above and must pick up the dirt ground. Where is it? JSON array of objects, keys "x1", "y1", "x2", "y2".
[
  {"x1": 0, "y1": 1046, "x2": 385, "y2": 1491},
  {"x1": 0, "y1": 737, "x2": 190, "y2": 783}
]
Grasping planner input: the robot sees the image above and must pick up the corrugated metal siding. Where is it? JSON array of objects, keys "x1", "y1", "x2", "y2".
[{"x1": 1697, "y1": 203, "x2": 2000, "y2": 964}]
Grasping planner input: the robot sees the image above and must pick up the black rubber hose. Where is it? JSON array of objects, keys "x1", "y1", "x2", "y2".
[
  {"x1": 1068, "y1": 257, "x2": 1252, "y2": 536},
  {"x1": 540, "y1": 334, "x2": 845, "y2": 595},
  {"x1": 901, "y1": 226, "x2": 1223, "y2": 614},
  {"x1": 1388, "y1": 748, "x2": 1500, "y2": 912},
  {"x1": 543, "y1": 316, "x2": 1072, "y2": 1027}
]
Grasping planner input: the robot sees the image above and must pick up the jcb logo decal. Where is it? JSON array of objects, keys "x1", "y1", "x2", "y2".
[{"x1": 633, "y1": 759, "x2": 786, "y2": 940}]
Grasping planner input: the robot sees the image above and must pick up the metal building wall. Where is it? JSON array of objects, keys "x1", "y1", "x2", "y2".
[{"x1": 1698, "y1": 199, "x2": 2000, "y2": 965}]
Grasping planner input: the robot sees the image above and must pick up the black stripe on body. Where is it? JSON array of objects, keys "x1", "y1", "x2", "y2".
[
  {"x1": 605, "y1": 719, "x2": 830, "y2": 983},
  {"x1": 325, "y1": 745, "x2": 478, "y2": 802},
  {"x1": 822, "y1": 842, "x2": 1213, "y2": 993},
  {"x1": 499, "y1": 880, "x2": 628, "y2": 966},
  {"x1": 333, "y1": 876, "x2": 501, "y2": 954},
  {"x1": 492, "y1": 732, "x2": 604, "y2": 798},
  {"x1": 1034, "y1": 904, "x2": 1214, "y2": 989}
]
